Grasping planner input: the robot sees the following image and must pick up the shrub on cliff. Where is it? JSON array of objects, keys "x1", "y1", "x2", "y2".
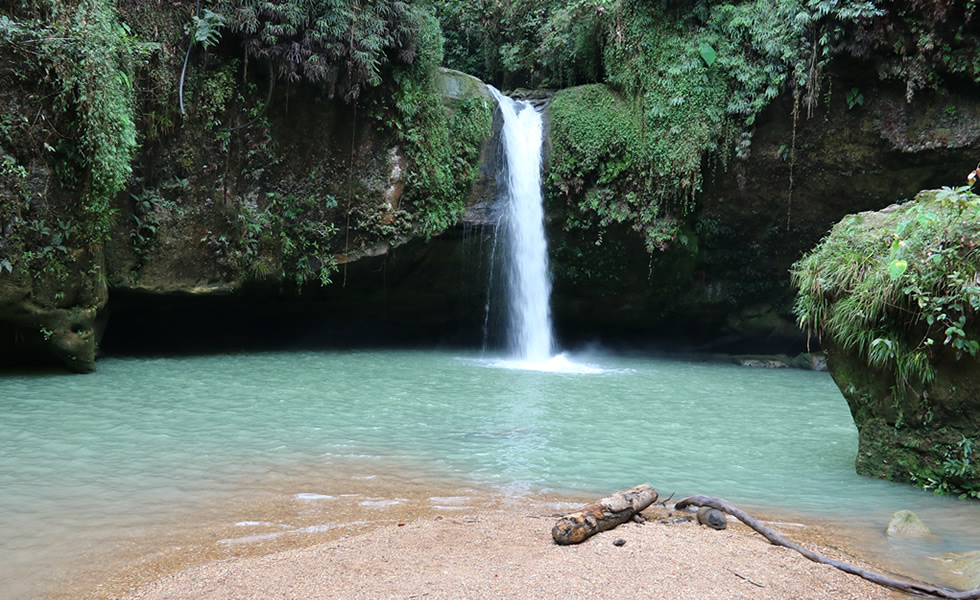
[
  {"x1": 1, "y1": 0, "x2": 147, "y2": 247},
  {"x1": 793, "y1": 186, "x2": 980, "y2": 389},
  {"x1": 212, "y1": 1, "x2": 489, "y2": 238}
]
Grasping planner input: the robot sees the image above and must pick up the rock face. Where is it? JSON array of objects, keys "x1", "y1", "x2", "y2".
[
  {"x1": 100, "y1": 66, "x2": 498, "y2": 358},
  {"x1": 0, "y1": 44, "x2": 496, "y2": 370},
  {"x1": 0, "y1": 255, "x2": 107, "y2": 373},
  {"x1": 545, "y1": 79, "x2": 980, "y2": 352},
  {"x1": 3, "y1": 22, "x2": 980, "y2": 372},
  {"x1": 107, "y1": 67, "x2": 495, "y2": 295},
  {"x1": 0, "y1": 48, "x2": 109, "y2": 372},
  {"x1": 825, "y1": 335, "x2": 980, "y2": 496}
]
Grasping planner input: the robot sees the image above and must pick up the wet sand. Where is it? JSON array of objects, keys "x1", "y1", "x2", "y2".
[{"x1": 41, "y1": 472, "x2": 911, "y2": 600}]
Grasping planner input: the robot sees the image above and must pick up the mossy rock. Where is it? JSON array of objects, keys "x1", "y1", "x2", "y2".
[
  {"x1": 437, "y1": 68, "x2": 492, "y2": 103},
  {"x1": 885, "y1": 510, "x2": 934, "y2": 538},
  {"x1": 798, "y1": 190, "x2": 980, "y2": 498}
]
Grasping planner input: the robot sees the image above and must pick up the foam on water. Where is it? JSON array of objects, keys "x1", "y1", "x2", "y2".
[
  {"x1": 295, "y1": 493, "x2": 336, "y2": 501},
  {"x1": 485, "y1": 352, "x2": 606, "y2": 374}
]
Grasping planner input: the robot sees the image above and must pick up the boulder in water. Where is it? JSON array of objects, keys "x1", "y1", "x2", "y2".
[
  {"x1": 885, "y1": 510, "x2": 934, "y2": 538},
  {"x1": 737, "y1": 358, "x2": 789, "y2": 369}
]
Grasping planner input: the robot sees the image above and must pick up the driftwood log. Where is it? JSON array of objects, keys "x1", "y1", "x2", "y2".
[
  {"x1": 552, "y1": 484, "x2": 657, "y2": 545},
  {"x1": 676, "y1": 495, "x2": 980, "y2": 600}
]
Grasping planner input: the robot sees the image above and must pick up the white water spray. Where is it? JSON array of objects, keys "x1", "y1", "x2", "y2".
[{"x1": 488, "y1": 87, "x2": 554, "y2": 363}]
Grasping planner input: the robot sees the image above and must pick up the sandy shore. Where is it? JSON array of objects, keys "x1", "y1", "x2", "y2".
[{"x1": 106, "y1": 500, "x2": 901, "y2": 600}]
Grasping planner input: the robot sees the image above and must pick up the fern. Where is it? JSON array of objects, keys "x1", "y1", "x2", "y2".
[{"x1": 216, "y1": 0, "x2": 425, "y2": 101}]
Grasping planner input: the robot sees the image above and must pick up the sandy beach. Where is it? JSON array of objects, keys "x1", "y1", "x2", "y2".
[{"x1": 79, "y1": 489, "x2": 904, "y2": 600}]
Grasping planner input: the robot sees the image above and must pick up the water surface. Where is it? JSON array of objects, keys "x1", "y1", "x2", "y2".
[{"x1": 1, "y1": 349, "x2": 977, "y2": 597}]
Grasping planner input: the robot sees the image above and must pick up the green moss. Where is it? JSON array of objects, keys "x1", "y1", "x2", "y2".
[
  {"x1": 389, "y1": 13, "x2": 493, "y2": 238},
  {"x1": 548, "y1": 63, "x2": 725, "y2": 252},
  {"x1": 793, "y1": 187, "x2": 980, "y2": 389}
]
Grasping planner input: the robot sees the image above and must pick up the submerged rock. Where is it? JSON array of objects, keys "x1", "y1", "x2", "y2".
[
  {"x1": 736, "y1": 357, "x2": 790, "y2": 369},
  {"x1": 795, "y1": 353, "x2": 827, "y2": 372},
  {"x1": 939, "y1": 550, "x2": 980, "y2": 590},
  {"x1": 885, "y1": 510, "x2": 934, "y2": 538}
]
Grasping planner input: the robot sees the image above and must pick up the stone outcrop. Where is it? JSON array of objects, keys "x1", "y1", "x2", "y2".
[
  {"x1": 825, "y1": 334, "x2": 980, "y2": 495},
  {"x1": 0, "y1": 253, "x2": 106, "y2": 372},
  {"x1": 0, "y1": 49, "x2": 109, "y2": 372},
  {"x1": 798, "y1": 190, "x2": 980, "y2": 496},
  {"x1": 545, "y1": 79, "x2": 980, "y2": 352},
  {"x1": 1, "y1": 48, "x2": 496, "y2": 370}
]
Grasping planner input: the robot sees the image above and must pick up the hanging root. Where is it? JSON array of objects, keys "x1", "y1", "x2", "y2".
[{"x1": 674, "y1": 495, "x2": 980, "y2": 599}]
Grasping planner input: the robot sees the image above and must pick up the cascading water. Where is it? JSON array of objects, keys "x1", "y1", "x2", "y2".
[{"x1": 487, "y1": 87, "x2": 554, "y2": 363}]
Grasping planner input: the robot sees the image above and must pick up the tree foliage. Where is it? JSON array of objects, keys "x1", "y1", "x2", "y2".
[{"x1": 215, "y1": 0, "x2": 431, "y2": 102}]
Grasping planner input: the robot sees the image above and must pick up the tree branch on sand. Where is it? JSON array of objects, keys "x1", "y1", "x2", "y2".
[{"x1": 675, "y1": 495, "x2": 980, "y2": 600}]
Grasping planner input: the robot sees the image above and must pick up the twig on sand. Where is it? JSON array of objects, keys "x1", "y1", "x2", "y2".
[
  {"x1": 676, "y1": 495, "x2": 980, "y2": 600},
  {"x1": 726, "y1": 567, "x2": 765, "y2": 588}
]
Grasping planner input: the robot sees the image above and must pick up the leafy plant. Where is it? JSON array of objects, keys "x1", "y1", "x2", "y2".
[
  {"x1": 1, "y1": 0, "x2": 152, "y2": 245},
  {"x1": 922, "y1": 435, "x2": 980, "y2": 499},
  {"x1": 272, "y1": 193, "x2": 340, "y2": 288},
  {"x1": 192, "y1": 9, "x2": 225, "y2": 50},
  {"x1": 793, "y1": 186, "x2": 980, "y2": 391}
]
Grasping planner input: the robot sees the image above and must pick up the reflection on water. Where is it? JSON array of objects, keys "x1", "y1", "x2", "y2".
[{"x1": 1, "y1": 349, "x2": 978, "y2": 597}]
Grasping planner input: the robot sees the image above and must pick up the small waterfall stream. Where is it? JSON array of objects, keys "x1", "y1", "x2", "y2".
[{"x1": 488, "y1": 87, "x2": 554, "y2": 362}]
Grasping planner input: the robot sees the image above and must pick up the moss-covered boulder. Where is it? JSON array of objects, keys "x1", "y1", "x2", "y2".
[{"x1": 793, "y1": 188, "x2": 980, "y2": 497}]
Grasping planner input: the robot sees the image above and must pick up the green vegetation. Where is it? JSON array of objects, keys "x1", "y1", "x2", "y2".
[
  {"x1": 200, "y1": 1, "x2": 490, "y2": 247},
  {"x1": 199, "y1": 191, "x2": 340, "y2": 288},
  {"x1": 384, "y1": 12, "x2": 493, "y2": 237},
  {"x1": 1, "y1": 0, "x2": 490, "y2": 297},
  {"x1": 214, "y1": 0, "x2": 430, "y2": 100},
  {"x1": 440, "y1": 0, "x2": 888, "y2": 251},
  {"x1": 793, "y1": 187, "x2": 980, "y2": 498},
  {"x1": 548, "y1": 6, "x2": 729, "y2": 251},
  {"x1": 1, "y1": 1, "x2": 147, "y2": 246},
  {"x1": 437, "y1": 0, "x2": 977, "y2": 100},
  {"x1": 793, "y1": 187, "x2": 980, "y2": 390},
  {"x1": 437, "y1": 0, "x2": 978, "y2": 253}
]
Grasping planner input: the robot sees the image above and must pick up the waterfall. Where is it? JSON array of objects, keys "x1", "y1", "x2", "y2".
[{"x1": 488, "y1": 87, "x2": 554, "y2": 362}]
